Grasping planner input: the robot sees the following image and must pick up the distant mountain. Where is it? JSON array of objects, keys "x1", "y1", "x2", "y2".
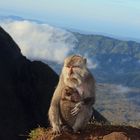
[
  {"x1": 54, "y1": 33, "x2": 140, "y2": 88},
  {"x1": 95, "y1": 83, "x2": 140, "y2": 126},
  {"x1": 0, "y1": 15, "x2": 44, "y2": 24},
  {"x1": 47, "y1": 31, "x2": 140, "y2": 88},
  {"x1": 72, "y1": 32, "x2": 140, "y2": 88},
  {"x1": 0, "y1": 15, "x2": 24, "y2": 21}
]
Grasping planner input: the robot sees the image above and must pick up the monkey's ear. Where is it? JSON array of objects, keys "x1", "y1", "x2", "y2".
[{"x1": 83, "y1": 58, "x2": 87, "y2": 64}]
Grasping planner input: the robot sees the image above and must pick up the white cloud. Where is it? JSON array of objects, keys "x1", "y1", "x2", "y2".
[
  {"x1": 116, "y1": 85, "x2": 130, "y2": 93},
  {"x1": 87, "y1": 57, "x2": 98, "y2": 69},
  {"x1": 82, "y1": 53, "x2": 98, "y2": 69},
  {"x1": 0, "y1": 19, "x2": 77, "y2": 63}
]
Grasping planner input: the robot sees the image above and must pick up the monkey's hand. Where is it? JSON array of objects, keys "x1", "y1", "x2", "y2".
[
  {"x1": 71, "y1": 101, "x2": 84, "y2": 116},
  {"x1": 52, "y1": 125, "x2": 61, "y2": 135}
]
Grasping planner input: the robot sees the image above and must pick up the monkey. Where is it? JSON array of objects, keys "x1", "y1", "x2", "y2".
[
  {"x1": 48, "y1": 55, "x2": 95, "y2": 134},
  {"x1": 60, "y1": 86, "x2": 81, "y2": 130}
]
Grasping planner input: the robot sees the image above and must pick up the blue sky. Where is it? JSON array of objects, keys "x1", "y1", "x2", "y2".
[{"x1": 0, "y1": 0, "x2": 140, "y2": 41}]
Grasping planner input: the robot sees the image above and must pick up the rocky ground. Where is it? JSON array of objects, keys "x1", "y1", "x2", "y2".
[{"x1": 27, "y1": 123, "x2": 140, "y2": 140}]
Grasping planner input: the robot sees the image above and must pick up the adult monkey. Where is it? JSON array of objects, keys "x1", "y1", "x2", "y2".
[{"x1": 48, "y1": 55, "x2": 95, "y2": 134}]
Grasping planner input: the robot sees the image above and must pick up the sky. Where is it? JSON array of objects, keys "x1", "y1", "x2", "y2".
[{"x1": 0, "y1": 0, "x2": 140, "y2": 41}]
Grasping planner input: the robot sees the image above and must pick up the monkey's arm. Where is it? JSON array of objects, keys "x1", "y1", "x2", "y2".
[
  {"x1": 48, "y1": 87, "x2": 62, "y2": 134},
  {"x1": 71, "y1": 75, "x2": 95, "y2": 116},
  {"x1": 83, "y1": 75, "x2": 96, "y2": 106},
  {"x1": 71, "y1": 96, "x2": 95, "y2": 116}
]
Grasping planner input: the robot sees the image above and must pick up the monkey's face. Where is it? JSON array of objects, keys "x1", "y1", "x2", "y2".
[
  {"x1": 62, "y1": 87, "x2": 81, "y2": 102},
  {"x1": 71, "y1": 92, "x2": 81, "y2": 102},
  {"x1": 62, "y1": 87, "x2": 73, "y2": 101},
  {"x1": 62, "y1": 55, "x2": 88, "y2": 87}
]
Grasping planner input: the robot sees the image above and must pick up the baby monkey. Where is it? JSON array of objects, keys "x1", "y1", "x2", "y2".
[{"x1": 60, "y1": 86, "x2": 82, "y2": 131}]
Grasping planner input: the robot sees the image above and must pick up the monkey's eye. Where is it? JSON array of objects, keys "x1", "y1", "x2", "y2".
[
  {"x1": 73, "y1": 66, "x2": 80, "y2": 69},
  {"x1": 65, "y1": 65, "x2": 79, "y2": 69},
  {"x1": 66, "y1": 92, "x2": 71, "y2": 96},
  {"x1": 73, "y1": 66, "x2": 79, "y2": 68},
  {"x1": 66, "y1": 65, "x2": 71, "y2": 68}
]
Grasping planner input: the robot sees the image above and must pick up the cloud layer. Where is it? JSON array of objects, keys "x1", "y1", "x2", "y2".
[{"x1": 0, "y1": 19, "x2": 77, "y2": 63}]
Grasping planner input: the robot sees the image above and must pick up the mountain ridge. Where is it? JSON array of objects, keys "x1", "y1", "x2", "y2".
[
  {"x1": 0, "y1": 26, "x2": 58, "y2": 140},
  {"x1": 71, "y1": 32, "x2": 140, "y2": 88}
]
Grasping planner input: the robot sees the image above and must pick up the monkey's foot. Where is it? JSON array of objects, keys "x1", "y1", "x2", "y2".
[
  {"x1": 61, "y1": 125, "x2": 73, "y2": 133},
  {"x1": 72, "y1": 129, "x2": 81, "y2": 134}
]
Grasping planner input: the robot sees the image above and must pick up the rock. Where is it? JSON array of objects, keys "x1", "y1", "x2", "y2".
[
  {"x1": 103, "y1": 132, "x2": 130, "y2": 140},
  {"x1": 0, "y1": 26, "x2": 58, "y2": 140}
]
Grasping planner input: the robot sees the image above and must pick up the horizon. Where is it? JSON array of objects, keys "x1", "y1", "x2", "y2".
[
  {"x1": 0, "y1": 0, "x2": 140, "y2": 42},
  {"x1": 0, "y1": 14, "x2": 140, "y2": 43}
]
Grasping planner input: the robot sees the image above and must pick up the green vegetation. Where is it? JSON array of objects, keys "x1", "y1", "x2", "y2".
[{"x1": 28, "y1": 127, "x2": 49, "y2": 140}]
